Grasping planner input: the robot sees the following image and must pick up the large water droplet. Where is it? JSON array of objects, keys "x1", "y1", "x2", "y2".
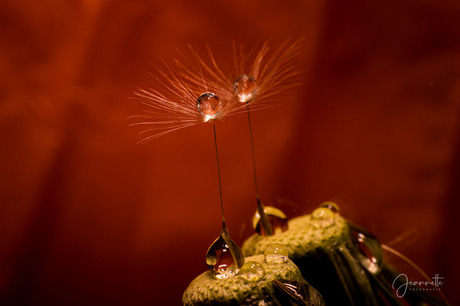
[
  {"x1": 264, "y1": 244, "x2": 289, "y2": 264},
  {"x1": 253, "y1": 206, "x2": 288, "y2": 236},
  {"x1": 206, "y1": 240, "x2": 236, "y2": 279},
  {"x1": 240, "y1": 261, "x2": 265, "y2": 281},
  {"x1": 196, "y1": 92, "x2": 222, "y2": 122},
  {"x1": 206, "y1": 228, "x2": 244, "y2": 279},
  {"x1": 233, "y1": 75, "x2": 257, "y2": 102},
  {"x1": 350, "y1": 224, "x2": 383, "y2": 274},
  {"x1": 320, "y1": 201, "x2": 340, "y2": 214},
  {"x1": 311, "y1": 207, "x2": 335, "y2": 228}
]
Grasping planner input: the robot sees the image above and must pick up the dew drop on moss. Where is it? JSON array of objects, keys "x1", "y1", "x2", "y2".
[
  {"x1": 264, "y1": 244, "x2": 289, "y2": 264},
  {"x1": 240, "y1": 261, "x2": 265, "y2": 281}
]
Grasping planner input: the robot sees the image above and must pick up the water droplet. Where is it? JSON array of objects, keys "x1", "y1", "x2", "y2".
[
  {"x1": 196, "y1": 92, "x2": 223, "y2": 121},
  {"x1": 350, "y1": 225, "x2": 383, "y2": 274},
  {"x1": 253, "y1": 206, "x2": 288, "y2": 236},
  {"x1": 214, "y1": 247, "x2": 236, "y2": 276},
  {"x1": 264, "y1": 244, "x2": 289, "y2": 264},
  {"x1": 239, "y1": 261, "x2": 264, "y2": 281},
  {"x1": 206, "y1": 227, "x2": 244, "y2": 279},
  {"x1": 215, "y1": 268, "x2": 236, "y2": 279},
  {"x1": 310, "y1": 207, "x2": 335, "y2": 228},
  {"x1": 233, "y1": 75, "x2": 257, "y2": 102},
  {"x1": 320, "y1": 201, "x2": 340, "y2": 213}
]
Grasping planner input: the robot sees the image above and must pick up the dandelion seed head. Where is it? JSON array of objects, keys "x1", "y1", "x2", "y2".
[{"x1": 130, "y1": 39, "x2": 303, "y2": 143}]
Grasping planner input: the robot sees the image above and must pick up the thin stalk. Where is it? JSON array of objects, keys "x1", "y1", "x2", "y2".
[
  {"x1": 213, "y1": 123, "x2": 226, "y2": 230},
  {"x1": 246, "y1": 102, "x2": 273, "y2": 235}
]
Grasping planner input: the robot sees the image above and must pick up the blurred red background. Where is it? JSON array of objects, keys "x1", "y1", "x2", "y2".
[{"x1": 1, "y1": 0, "x2": 459, "y2": 305}]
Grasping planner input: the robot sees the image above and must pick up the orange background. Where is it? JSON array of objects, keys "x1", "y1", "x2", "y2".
[{"x1": 1, "y1": 0, "x2": 459, "y2": 305}]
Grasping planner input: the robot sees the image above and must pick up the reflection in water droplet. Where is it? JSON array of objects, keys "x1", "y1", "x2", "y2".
[
  {"x1": 350, "y1": 227, "x2": 383, "y2": 274},
  {"x1": 211, "y1": 245, "x2": 237, "y2": 279},
  {"x1": 233, "y1": 75, "x2": 257, "y2": 102},
  {"x1": 214, "y1": 247, "x2": 234, "y2": 270},
  {"x1": 253, "y1": 206, "x2": 289, "y2": 236},
  {"x1": 320, "y1": 201, "x2": 340, "y2": 213},
  {"x1": 264, "y1": 244, "x2": 289, "y2": 264},
  {"x1": 196, "y1": 92, "x2": 223, "y2": 122},
  {"x1": 240, "y1": 261, "x2": 265, "y2": 281},
  {"x1": 311, "y1": 207, "x2": 335, "y2": 228}
]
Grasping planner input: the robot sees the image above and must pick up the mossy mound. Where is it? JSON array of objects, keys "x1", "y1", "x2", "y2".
[
  {"x1": 242, "y1": 213, "x2": 349, "y2": 261},
  {"x1": 182, "y1": 254, "x2": 320, "y2": 305}
]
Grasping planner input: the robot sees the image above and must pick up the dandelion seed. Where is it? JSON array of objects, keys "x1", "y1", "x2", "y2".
[
  {"x1": 130, "y1": 39, "x2": 302, "y2": 143},
  {"x1": 131, "y1": 47, "x2": 250, "y2": 277},
  {"x1": 228, "y1": 39, "x2": 303, "y2": 236},
  {"x1": 130, "y1": 41, "x2": 302, "y2": 276},
  {"x1": 205, "y1": 122, "x2": 244, "y2": 278}
]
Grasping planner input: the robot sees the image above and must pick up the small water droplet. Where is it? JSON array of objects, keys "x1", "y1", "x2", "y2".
[
  {"x1": 264, "y1": 244, "x2": 289, "y2": 264},
  {"x1": 310, "y1": 207, "x2": 335, "y2": 228},
  {"x1": 239, "y1": 261, "x2": 265, "y2": 281},
  {"x1": 233, "y1": 75, "x2": 257, "y2": 102},
  {"x1": 215, "y1": 267, "x2": 237, "y2": 279},
  {"x1": 196, "y1": 92, "x2": 222, "y2": 121},
  {"x1": 253, "y1": 206, "x2": 289, "y2": 236},
  {"x1": 350, "y1": 225, "x2": 383, "y2": 274},
  {"x1": 320, "y1": 201, "x2": 340, "y2": 213}
]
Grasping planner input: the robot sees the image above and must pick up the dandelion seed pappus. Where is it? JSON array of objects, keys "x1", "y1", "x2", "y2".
[{"x1": 129, "y1": 39, "x2": 303, "y2": 144}]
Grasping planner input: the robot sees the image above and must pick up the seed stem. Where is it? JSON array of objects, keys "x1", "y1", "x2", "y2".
[
  {"x1": 213, "y1": 123, "x2": 226, "y2": 230},
  {"x1": 246, "y1": 102, "x2": 273, "y2": 236}
]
